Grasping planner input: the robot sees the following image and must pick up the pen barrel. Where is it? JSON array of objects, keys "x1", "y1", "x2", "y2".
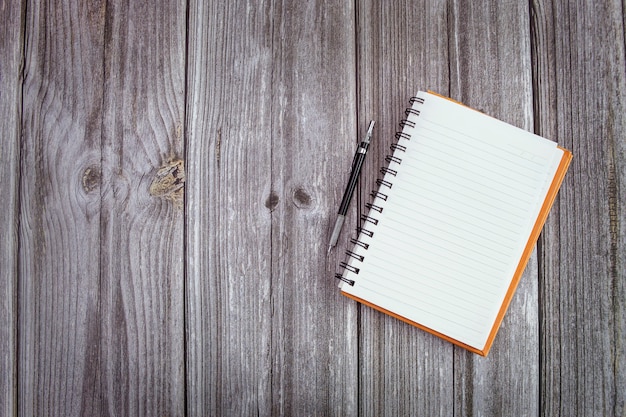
[{"x1": 338, "y1": 150, "x2": 366, "y2": 214}]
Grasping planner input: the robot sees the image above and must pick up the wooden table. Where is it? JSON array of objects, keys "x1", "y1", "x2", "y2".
[{"x1": 1, "y1": 1, "x2": 624, "y2": 416}]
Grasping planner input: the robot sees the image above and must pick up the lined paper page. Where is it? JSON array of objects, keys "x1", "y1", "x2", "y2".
[{"x1": 340, "y1": 92, "x2": 564, "y2": 350}]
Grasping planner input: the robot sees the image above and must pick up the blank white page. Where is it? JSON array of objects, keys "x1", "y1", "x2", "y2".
[{"x1": 340, "y1": 91, "x2": 564, "y2": 350}]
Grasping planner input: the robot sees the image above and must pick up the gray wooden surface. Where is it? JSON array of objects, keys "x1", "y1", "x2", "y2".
[{"x1": 1, "y1": 0, "x2": 624, "y2": 416}]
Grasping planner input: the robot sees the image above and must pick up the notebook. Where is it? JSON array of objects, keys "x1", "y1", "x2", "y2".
[{"x1": 336, "y1": 91, "x2": 572, "y2": 356}]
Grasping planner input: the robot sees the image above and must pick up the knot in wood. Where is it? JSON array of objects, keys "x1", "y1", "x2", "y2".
[
  {"x1": 82, "y1": 166, "x2": 101, "y2": 193},
  {"x1": 265, "y1": 191, "x2": 279, "y2": 211},
  {"x1": 292, "y1": 188, "x2": 312, "y2": 208},
  {"x1": 149, "y1": 159, "x2": 185, "y2": 209}
]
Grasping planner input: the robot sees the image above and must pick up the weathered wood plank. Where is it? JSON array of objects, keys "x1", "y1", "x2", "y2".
[
  {"x1": 186, "y1": 1, "x2": 359, "y2": 415},
  {"x1": 448, "y1": 1, "x2": 540, "y2": 415},
  {"x1": 19, "y1": 1, "x2": 106, "y2": 415},
  {"x1": 355, "y1": 1, "x2": 454, "y2": 416},
  {"x1": 185, "y1": 1, "x2": 274, "y2": 415},
  {"x1": 532, "y1": 1, "x2": 626, "y2": 415},
  {"x1": 269, "y1": 2, "x2": 358, "y2": 415},
  {"x1": 19, "y1": 0, "x2": 186, "y2": 415},
  {"x1": 98, "y1": 1, "x2": 186, "y2": 415},
  {"x1": 10, "y1": 1, "x2": 623, "y2": 415},
  {"x1": 0, "y1": 1, "x2": 23, "y2": 416}
]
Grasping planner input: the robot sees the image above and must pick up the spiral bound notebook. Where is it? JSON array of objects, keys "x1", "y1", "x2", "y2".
[{"x1": 336, "y1": 91, "x2": 572, "y2": 356}]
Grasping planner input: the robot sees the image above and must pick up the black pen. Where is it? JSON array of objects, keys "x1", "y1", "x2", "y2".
[{"x1": 328, "y1": 120, "x2": 375, "y2": 252}]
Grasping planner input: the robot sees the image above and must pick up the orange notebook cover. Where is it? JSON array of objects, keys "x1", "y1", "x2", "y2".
[{"x1": 336, "y1": 91, "x2": 571, "y2": 356}]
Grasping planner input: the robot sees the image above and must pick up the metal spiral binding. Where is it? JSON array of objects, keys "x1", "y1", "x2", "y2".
[
  {"x1": 365, "y1": 202, "x2": 383, "y2": 213},
  {"x1": 385, "y1": 155, "x2": 402, "y2": 164},
  {"x1": 356, "y1": 227, "x2": 374, "y2": 238},
  {"x1": 335, "y1": 273, "x2": 355, "y2": 286},
  {"x1": 399, "y1": 119, "x2": 416, "y2": 129},
  {"x1": 360, "y1": 214, "x2": 378, "y2": 225},
  {"x1": 395, "y1": 131, "x2": 411, "y2": 141},
  {"x1": 376, "y1": 178, "x2": 393, "y2": 189},
  {"x1": 370, "y1": 190, "x2": 388, "y2": 201},
  {"x1": 340, "y1": 262, "x2": 359, "y2": 274},
  {"x1": 350, "y1": 237, "x2": 369, "y2": 249},
  {"x1": 390, "y1": 143, "x2": 407, "y2": 152},
  {"x1": 405, "y1": 107, "x2": 421, "y2": 117},
  {"x1": 335, "y1": 95, "x2": 424, "y2": 286},
  {"x1": 345, "y1": 250, "x2": 365, "y2": 262}
]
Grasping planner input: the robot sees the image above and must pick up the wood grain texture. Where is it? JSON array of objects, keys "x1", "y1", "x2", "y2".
[
  {"x1": 7, "y1": 0, "x2": 626, "y2": 415},
  {"x1": 19, "y1": 1, "x2": 106, "y2": 415},
  {"x1": 532, "y1": 0, "x2": 626, "y2": 415},
  {"x1": 186, "y1": 1, "x2": 358, "y2": 415},
  {"x1": 99, "y1": 0, "x2": 186, "y2": 415},
  {"x1": 355, "y1": 1, "x2": 454, "y2": 416},
  {"x1": 448, "y1": 1, "x2": 540, "y2": 415},
  {"x1": 19, "y1": 0, "x2": 185, "y2": 415},
  {"x1": 269, "y1": 2, "x2": 358, "y2": 415},
  {"x1": 185, "y1": 1, "x2": 275, "y2": 416},
  {"x1": 0, "y1": 1, "x2": 23, "y2": 416}
]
